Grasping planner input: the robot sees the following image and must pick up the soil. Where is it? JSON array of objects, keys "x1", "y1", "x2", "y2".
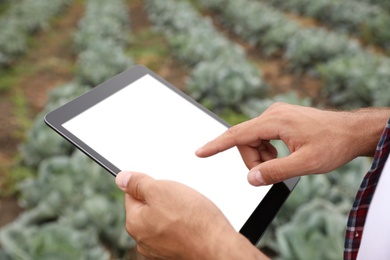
[
  {"x1": 0, "y1": 0, "x2": 324, "y2": 228},
  {"x1": 0, "y1": 0, "x2": 189, "y2": 235},
  {"x1": 0, "y1": 0, "x2": 353, "y2": 258},
  {"x1": 0, "y1": 0, "x2": 328, "y2": 242},
  {"x1": 0, "y1": 1, "x2": 84, "y2": 227},
  {"x1": 0, "y1": 198, "x2": 23, "y2": 228}
]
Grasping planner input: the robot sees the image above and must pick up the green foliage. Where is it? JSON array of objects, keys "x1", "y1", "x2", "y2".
[
  {"x1": 0, "y1": 166, "x2": 35, "y2": 197},
  {"x1": 20, "y1": 82, "x2": 89, "y2": 167},
  {"x1": 265, "y1": 0, "x2": 390, "y2": 51},
  {"x1": 20, "y1": 112, "x2": 73, "y2": 167},
  {"x1": 5, "y1": 0, "x2": 385, "y2": 258},
  {"x1": 146, "y1": 0, "x2": 200, "y2": 35},
  {"x1": 259, "y1": 149, "x2": 369, "y2": 258},
  {"x1": 218, "y1": 108, "x2": 250, "y2": 126},
  {"x1": 200, "y1": 0, "x2": 390, "y2": 108},
  {"x1": 361, "y1": 13, "x2": 390, "y2": 50},
  {"x1": 0, "y1": 223, "x2": 109, "y2": 260},
  {"x1": 20, "y1": 0, "x2": 134, "y2": 167},
  {"x1": 260, "y1": 22, "x2": 300, "y2": 57},
  {"x1": 74, "y1": 0, "x2": 130, "y2": 51},
  {"x1": 74, "y1": 0, "x2": 133, "y2": 86},
  {"x1": 3, "y1": 0, "x2": 137, "y2": 258},
  {"x1": 146, "y1": 0, "x2": 267, "y2": 111},
  {"x1": 200, "y1": 0, "x2": 300, "y2": 55},
  {"x1": 76, "y1": 41, "x2": 133, "y2": 86},
  {"x1": 258, "y1": 150, "x2": 369, "y2": 259},
  {"x1": 286, "y1": 29, "x2": 361, "y2": 71},
  {"x1": 318, "y1": 53, "x2": 390, "y2": 108},
  {"x1": 168, "y1": 24, "x2": 244, "y2": 66},
  {"x1": 275, "y1": 199, "x2": 346, "y2": 260},
  {"x1": 0, "y1": 0, "x2": 71, "y2": 67},
  {"x1": 240, "y1": 95, "x2": 370, "y2": 259},
  {"x1": 356, "y1": 0, "x2": 390, "y2": 14},
  {"x1": 188, "y1": 56, "x2": 267, "y2": 111},
  {"x1": 0, "y1": 0, "x2": 12, "y2": 15},
  {"x1": 46, "y1": 82, "x2": 90, "y2": 111},
  {"x1": 239, "y1": 92, "x2": 312, "y2": 118},
  {"x1": 9, "y1": 0, "x2": 72, "y2": 33},
  {"x1": 146, "y1": 0, "x2": 244, "y2": 65},
  {"x1": 200, "y1": 0, "x2": 365, "y2": 72},
  {"x1": 1, "y1": 151, "x2": 135, "y2": 259},
  {"x1": 0, "y1": 18, "x2": 26, "y2": 65},
  {"x1": 274, "y1": 158, "x2": 368, "y2": 224}
]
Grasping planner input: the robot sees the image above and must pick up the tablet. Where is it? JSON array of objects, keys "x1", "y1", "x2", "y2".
[{"x1": 45, "y1": 65, "x2": 299, "y2": 245}]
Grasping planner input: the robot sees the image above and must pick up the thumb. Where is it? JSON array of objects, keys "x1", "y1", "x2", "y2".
[
  {"x1": 248, "y1": 151, "x2": 311, "y2": 186},
  {"x1": 116, "y1": 171, "x2": 155, "y2": 201}
]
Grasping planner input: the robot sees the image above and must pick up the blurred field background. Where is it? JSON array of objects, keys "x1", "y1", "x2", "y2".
[{"x1": 0, "y1": 0, "x2": 389, "y2": 259}]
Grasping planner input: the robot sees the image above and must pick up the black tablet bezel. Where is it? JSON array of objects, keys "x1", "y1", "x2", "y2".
[{"x1": 45, "y1": 65, "x2": 299, "y2": 245}]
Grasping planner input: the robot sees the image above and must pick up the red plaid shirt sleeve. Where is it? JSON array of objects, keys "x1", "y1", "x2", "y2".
[{"x1": 344, "y1": 118, "x2": 390, "y2": 260}]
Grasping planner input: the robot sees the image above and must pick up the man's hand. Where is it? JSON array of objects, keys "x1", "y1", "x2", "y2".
[
  {"x1": 116, "y1": 171, "x2": 267, "y2": 260},
  {"x1": 196, "y1": 103, "x2": 390, "y2": 186}
]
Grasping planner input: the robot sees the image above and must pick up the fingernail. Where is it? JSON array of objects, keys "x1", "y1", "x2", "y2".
[
  {"x1": 195, "y1": 146, "x2": 204, "y2": 154},
  {"x1": 116, "y1": 171, "x2": 132, "y2": 190},
  {"x1": 251, "y1": 170, "x2": 265, "y2": 185}
]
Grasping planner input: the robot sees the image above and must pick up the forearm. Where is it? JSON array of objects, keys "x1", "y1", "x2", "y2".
[
  {"x1": 345, "y1": 108, "x2": 390, "y2": 157},
  {"x1": 223, "y1": 234, "x2": 269, "y2": 260}
]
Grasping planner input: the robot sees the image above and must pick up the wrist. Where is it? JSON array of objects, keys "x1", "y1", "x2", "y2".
[
  {"x1": 345, "y1": 108, "x2": 390, "y2": 157},
  {"x1": 203, "y1": 230, "x2": 268, "y2": 260}
]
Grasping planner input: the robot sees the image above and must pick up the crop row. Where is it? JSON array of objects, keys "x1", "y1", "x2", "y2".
[
  {"x1": 0, "y1": 0, "x2": 72, "y2": 67},
  {"x1": 260, "y1": 149, "x2": 368, "y2": 259},
  {"x1": 199, "y1": 0, "x2": 390, "y2": 108},
  {"x1": 200, "y1": 0, "x2": 362, "y2": 69},
  {"x1": 318, "y1": 52, "x2": 390, "y2": 108},
  {"x1": 214, "y1": 85, "x2": 370, "y2": 258},
  {"x1": 0, "y1": 0, "x2": 134, "y2": 259},
  {"x1": 145, "y1": 0, "x2": 268, "y2": 111},
  {"x1": 360, "y1": 0, "x2": 390, "y2": 12},
  {"x1": 144, "y1": 3, "x2": 372, "y2": 257},
  {"x1": 194, "y1": 0, "x2": 379, "y2": 256},
  {"x1": 74, "y1": 0, "x2": 132, "y2": 86},
  {"x1": 262, "y1": 0, "x2": 390, "y2": 50},
  {"x1": 22, "y1": 0, "x2": 133, "y2": 168}
]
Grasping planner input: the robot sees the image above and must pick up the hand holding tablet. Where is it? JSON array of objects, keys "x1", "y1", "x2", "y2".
[
  {"x1": 116, "y1": 170, "x2": 269, "y2": 260},
  {"x1": 45, "y1": 65, "x2": 299, "y2": 245}
]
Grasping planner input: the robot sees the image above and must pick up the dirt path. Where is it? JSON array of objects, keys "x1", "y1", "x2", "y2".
[
  {"x1": 0, "y1": 2, "x2": 83, "y2": 165},
  {"x1": 0, "y1": 1, "x2": 84, "y2": 227}
]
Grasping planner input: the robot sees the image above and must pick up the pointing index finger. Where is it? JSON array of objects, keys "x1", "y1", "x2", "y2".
[{"x1": 195, "y1": 117, "x2": 262, "y2": 158}]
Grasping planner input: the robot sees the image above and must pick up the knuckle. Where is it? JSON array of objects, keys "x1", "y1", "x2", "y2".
[
  {"x1": 130, "y1": 174, "x2": 149, "y2": 200},
  {"x1": 265, "y1": 164, "x2": 287, "y2": 184},
  {"x1": 260, "y1": 102, "x2": 287, "y2": 119},
  {"x1": 261, "y1": 102, "x2": 292, "y2": 124},
  {"x1": 132, "y1": 180, "x2": 142, "y2": 200},
  {"x1": 227, "y1": 125, "x2": 238, "y2": 135},
  {"x1": 269, "y1": 102, "x2": 287, "y2": 111},
  {"x1": 222, "y1": 126, "x2": 240, "y2": 148}
]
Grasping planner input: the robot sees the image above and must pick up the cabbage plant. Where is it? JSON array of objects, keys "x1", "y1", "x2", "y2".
[
  {"x1": 2, "y1": 0, "x2": 136, "y2": 258},
  {"x1": 0, "y1": 0, "x2": 71, "y2": 67},
  {"x1": 146, "y1": 0, "x2": 267, "y2": 111}
]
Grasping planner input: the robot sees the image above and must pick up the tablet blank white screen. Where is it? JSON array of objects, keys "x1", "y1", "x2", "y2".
[{"x1": 63, "y1": 74, "x2": 271, "y2": 231}]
